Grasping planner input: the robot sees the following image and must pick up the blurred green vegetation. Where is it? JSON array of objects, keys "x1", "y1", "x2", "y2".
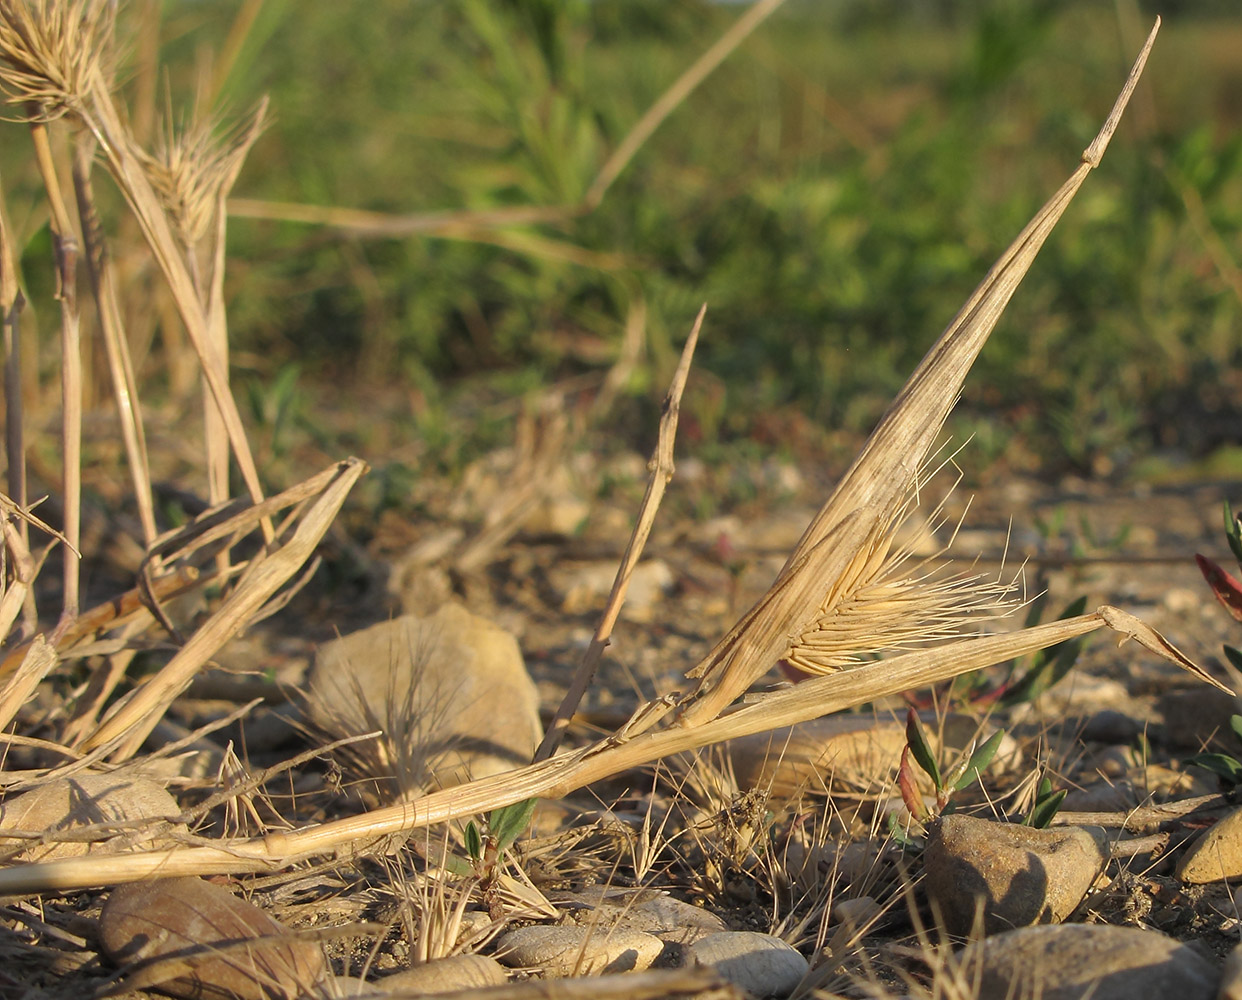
[{"x1": 16, "y1": 0, "x2": 1242, "y2": 480}]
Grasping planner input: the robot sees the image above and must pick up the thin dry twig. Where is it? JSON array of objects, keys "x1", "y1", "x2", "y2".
[{"x1": 535, "y1": 305, "x2": 704, "y2": 762}]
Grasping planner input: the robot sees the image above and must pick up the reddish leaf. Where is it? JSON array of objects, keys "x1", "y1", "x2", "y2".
[
  {"x1": 898, "y1": 745, "x2": 926, "y2": 822},
  {"x1": 1197, "y1": 554, "x2": 1242, "y2": 624}
]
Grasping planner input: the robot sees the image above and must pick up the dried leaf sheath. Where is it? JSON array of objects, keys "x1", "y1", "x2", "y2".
[{"x1": 676, "y1": 20, "x2": 1163, "y2": 728}]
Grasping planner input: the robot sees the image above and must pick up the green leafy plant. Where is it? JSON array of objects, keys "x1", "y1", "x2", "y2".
[
  {"x1": 1195, "y1": 502, "x2": 1242, "y2": 677},
  {"x1": 462, "y1": 798, "x2": 538, "y2": 882},
  {"x1": 1186, "y1": 713, "x2": 1242, "y2": 790},
  {"x1": 897, "y1": 707, "x2": 1005, "y2": 824},
  {"x1": 1021, "y1": 776, "x2": 1067, "y2": 828}
]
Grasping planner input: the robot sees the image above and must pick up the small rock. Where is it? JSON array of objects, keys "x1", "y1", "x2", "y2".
[
  {"x1": 687, "y1": 931, "x2": 807, "y2": 998},
  {"x1": 923, "y1": 815, "x2": 1107, "y2": 935},
  {"x1": 1221, "y1": 940, "x2": 1242, "y2": 1000},
  {"x1": 557, "y1": 560, "x2": 674, "y2": 621},
  {"x1": 376, "y1": 954, "x2": 507, "y2": 992},
  {"x1": 0, "y1": 772, "x2": 182, "y2": 862},
  {"x1": 831, "y1": 896, "x2": 882, "y2": 929},
  {"x1": 495, "y1": 924, "x2": 664, "y2": 976},
  {"x1": 1061, "y1": 780, "x2": 1139, "y2": 813},
  {"x1": 1177, "y1": 806, "x2": 1242, "y2": 883},
  {"x1": 1157, "y1": 686, "x2": 1241, "y2": 749},
  {"x1": 1079, "y1": 710, "x2": 1141, "y2": 744},
  {"x1": 964, "y1": 924, "x2": 1218, "y2": 1000},
  {"x1": 306, "y1": 604, "x2": 542, "y2": 793},
  {"x1": 557, "y1": 889, "x2": 727, "y2": 945},
  {"x1": 98, "y1": 877, "x2": 327, "y2": 1000}
]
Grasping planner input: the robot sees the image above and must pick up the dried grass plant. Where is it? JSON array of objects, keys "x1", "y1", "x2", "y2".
[
  {"x1": 0, "y1": 17, "x2": 1223, "y2": 902},
  {"x1": 0, "y1": 0, "x2": 361, "y2": 779}
]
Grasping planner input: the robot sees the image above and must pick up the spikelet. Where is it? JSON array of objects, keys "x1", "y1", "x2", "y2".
[
  {"x1": 0, "y1": 0, "x2": 115, "y2": 121},
  {"x1": 781, "y1": 471, "x2": 1019, "y2": 677}
]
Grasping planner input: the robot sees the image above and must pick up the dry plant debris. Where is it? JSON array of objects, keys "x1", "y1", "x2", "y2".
[{"x1": 0, "y1": 5, "x2": 1237, "y2": 1000}]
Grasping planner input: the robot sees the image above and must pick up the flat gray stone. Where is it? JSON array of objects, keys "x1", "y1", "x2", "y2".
[
  {"x1": 964, "y1": 924, "x2": 1219, "y2": 1000},
  {"x1": 376, "y1": 954, "x2": 507, "y2": 992},
  {"x1": 924, "y1": 815, "x2": 1108, "y2": 935},
  {"x1": 687, "y1": 931, "x2": 807, "y2": 998},
  {"x1": 0, "y1": 772, "x2": 182, "y2": 862},
  {"x1": 496, "y1": 924, "x2": 664, "y2": 976}
]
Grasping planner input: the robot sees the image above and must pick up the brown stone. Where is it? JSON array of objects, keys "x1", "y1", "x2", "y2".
[
  {"x1": 924, "y1": 815, "x2": 1107, "y2": 935},
  {"x1": 99, "y1": 876, "x2": 327, "y2": 1000}
]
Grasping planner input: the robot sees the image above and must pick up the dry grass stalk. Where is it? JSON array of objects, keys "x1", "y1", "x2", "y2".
[
  {"x1": 29, "y1": 115, "x2": 83, "y2": 626},
  {"x1": 139, "y1": 99, "x2": 269, "y2": 556},
  {"x1": 535, "y1": 305, "x2": 704, "y2": 763},
  {"x1": 0, "y1": 604, "x2": 1211, "y2": 894},
  {"x1": 674, "y1": 18, "x2": 1164, "y2": 728},
  {"x1": 0, "y1": 0, "x2": 270, "y2": 527},
  {"x1": 72, "y1": 136, "x2": 157, "y2": 545},
  {"x1": 0, "y1": 183, "x2": 28, "y2": 629},
  {"x1": 0, "y1": 635, "x2": 55, "y2": 730}
]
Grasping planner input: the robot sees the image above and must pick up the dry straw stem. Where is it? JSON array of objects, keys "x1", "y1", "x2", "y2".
[
  {"x1": 226, "y1": 0, "x2": 789, "y2": 244},
  {"x1": 71, "y1": 136, "x2": 157, "y2": 546},
  {"x1": 29, "y1": 115, "x2": 83, "y2": 624},
  {"x1": 77, "y1": 457, "x2": 367, "y2": 759},
  {"x1": 536, "y1": 305, "x2": 705, "y2": 763},
  {"x1": 0, "y1": 606, "x2": 1213, "y2": 895},
  {"x1": 0, "y1": 0, "x2": 271, "y2": 530},
  {"x1": 675, "y1": 17, "x2": 1165, "y2": 728}
]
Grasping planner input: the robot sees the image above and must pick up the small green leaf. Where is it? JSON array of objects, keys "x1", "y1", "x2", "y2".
[
  {"x1": 1186, "y1": 753, "x2": 1242, "y2": 787},
  {"x1": 953, "y1": 729, "x2": 1006, "y2": 791},
  {"x1": 490, "y1": 798, "x2": 537, "y2": 852},
  {"x1": 464, "y1": 820, "x2": 482, "y2": 861},
  {"x1": 999, "y1": 596, "x2": 1088, "y2": 707},
  {"x1": 1230, "y1": 714, "x2": 1242, "y2": 748},
  {"x1": 1225, "y1": 500, "x2": 1242, "y2": 568},
  {"x1": 886, "y1": 811, "x2": 919, "y2": 850},
  {"x1": 1027, "y1": 788, "x2": 1066, "y2": 829},
  {"x1": 941, "y1": 739, "x2": 975, "y2": 793},
  {"x1": 905, "y1": 708, "x2": 941, "y2": 790}
]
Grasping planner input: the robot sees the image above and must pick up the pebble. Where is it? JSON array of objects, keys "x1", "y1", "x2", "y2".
[
  {"x1": 375, "y1": 954, "x2": 507, "y2": 992},
  {"x1": 0, "y1": 772, "x2": 182, "y2": 862},
  {"x1": 557, "y1": 888, "x2": 727, "y2": 945},
  {"x1": 556, "y1": 559, "x2": 674, "y2": 621},
  {"x1": 1177, "y1": 805, "x2": 1242, "y2": 883},
  {"x1": 923, "y1": 815, "x2": 1107, "y2": 935},
  {"x1": 1061, "y1": 779, "x2": 1139, "y2": 813},
  {"x1": 495, "y1": 924, "x2": 665, "y2": 976},
  {"x1": 1156, "y1": 686, "x2": 1241, "y2": 749},
  {"x1": 964, "y1": 924, "x2": 1219, "y2": 1000},
  {"x1": 1079, "y1": 710, "x2": 1141, "y2": 744},
  {"x1": 1221, "y1": 940, "x2": 1242, "y2": 1000},
  {"x1": 305, "y1": 603, "x2": 542, "y2": 792},
  {"x1": 98, "y1": 876, "x2": 326, "y2": 1000},
  {"x1": 831, "y1": 896, "x2": 882, "y2": 929},
  {"x1": 687, "y1": 931, "x2": 807, "y2": 998}
]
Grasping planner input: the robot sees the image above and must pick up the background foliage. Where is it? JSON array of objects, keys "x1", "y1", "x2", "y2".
[{"x1": 9, "y1": 0, "x2": 1242, "y2": 479}]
